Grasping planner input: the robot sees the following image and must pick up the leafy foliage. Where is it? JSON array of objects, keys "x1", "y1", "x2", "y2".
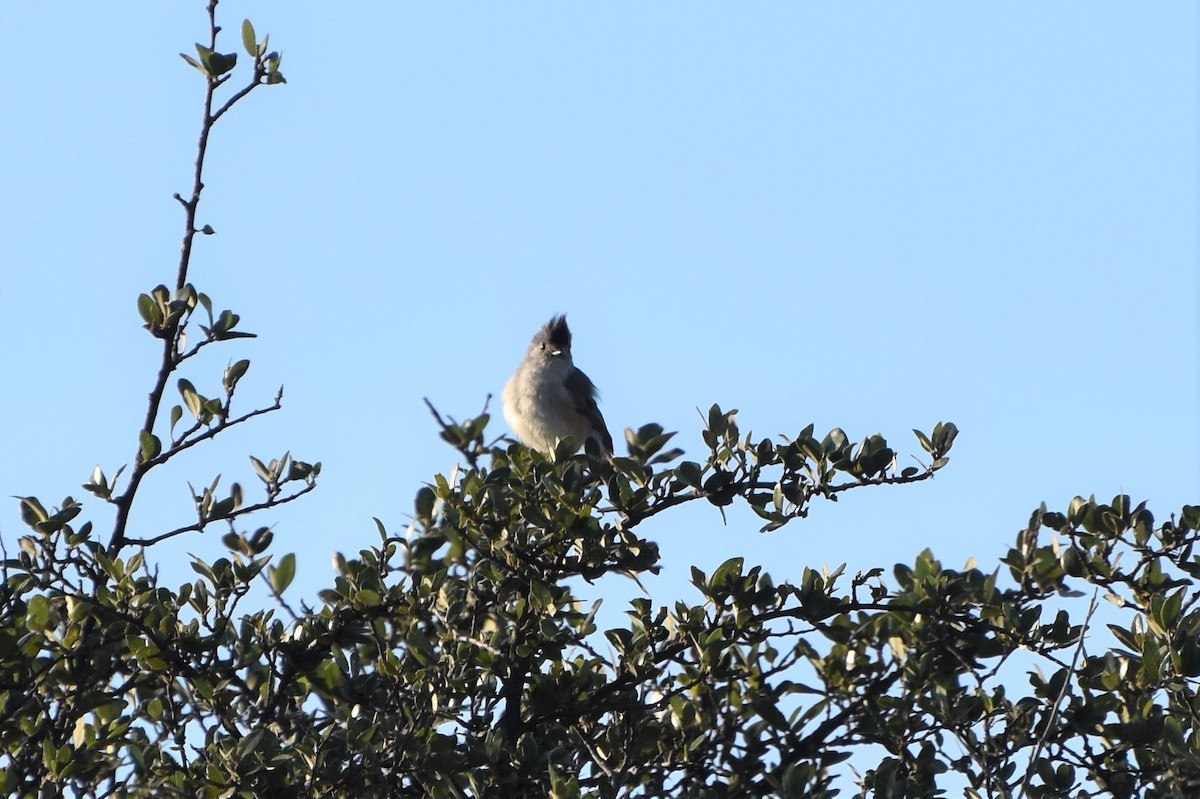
[
  {"x1": 3, "y1": 4, "x2": 1200, "y2": 799},
  {"x1": 7, "y1": 413, "x2": 1200, "y2": 798}
]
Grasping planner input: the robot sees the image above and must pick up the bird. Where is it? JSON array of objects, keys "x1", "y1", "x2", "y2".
[{"x1": 502, "y1": 315, "x2": 614, "y2": 456}]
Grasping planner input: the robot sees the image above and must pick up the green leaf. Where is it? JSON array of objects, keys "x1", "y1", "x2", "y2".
[
  {"x1": 706, "y1": 404, "x2": 727, "y2": 436},
  {"x1": 83, "y1": 465, "x2": 111, "y2": 500},
  {"x1": 137, "y1": 293, "x2": 156, "y2": 324},
  {"x1": 18, "y1": 496, "x2": 49, "y2": 527},
  {"x1": 179, "y1": 52, "x2": 206, "y2": 75},
  {"x1": 241, "y1": 19, "x2": 257, "y2": 56},
  {"x1": 931, "y1": 422, "x2": 959, "y2": 455},
  {"x1": 406, "y1": 627, "x2": 435, "y2": 664},
  {"x1": 1061, "y1": 546, "x2": 1085, "y2": 577},
  {"x1": 356, "y1": 589, "x2": 382, "y2": 608},
  {"x1": 270, "y1": 553, "x2": 296, "y2": 594},
  {"x1": 248, "y1": 527, "x2": 274, "y2": 554},
  {"x1": 193, "y1": 43, "x2": 215, "y2": 73},
  {"x1": 223, "y1": 359, "x2": 250, "y2": 391},
  {"x1": 250, "y1": 456, "x2": 272, "y2": 482},
  {"x1": 414, "y1": 487, "x2": 436, "y2": 522},
  {"x1": 27, "y1": 594, "x2": 52, "y2": 630},
  {"x1": 214, "y1": 52, "x2": 237, "y2": 75},
  {"x1": 95, "y1": 547, "x2": 119, "y2": 579},
  {"x1": 214, "y1": 310, "x2": 240, "y2": 336},
  {"x1": 178, "y1": 378, "x2": 203, "y2": 419},
  {"x1": 209, "y1": 497, "x2": 235, "y2": 520},
  {"x1": 208, "y1": 50, "x2": 236, "y2": 76},
  {"x1": 676, "y1": 461, "x2": 704, "y2": 489},
  {"x1": 170, "y1": 404, "x2": 183, "y2": 434},
  {"x1": 138, "y1": 430, "x2": 161, "y2": 461},
  {"x1": 711, "y1": 557, "x2": 745, "y2": 591},
  {"x1": 823, "y1": 427, "x2": 848, "y2": 453}
]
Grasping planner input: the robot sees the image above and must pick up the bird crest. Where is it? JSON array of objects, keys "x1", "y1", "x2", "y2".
[{"x1": 543, "y1": 315, "x2": 572, "y2": 352}]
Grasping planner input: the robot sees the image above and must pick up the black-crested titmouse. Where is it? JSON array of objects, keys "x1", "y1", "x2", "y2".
[{"x1": 502, "y1": 315, "x2": 614, "y2": 455}]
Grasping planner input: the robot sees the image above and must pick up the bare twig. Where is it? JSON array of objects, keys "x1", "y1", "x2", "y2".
[
  {"x1": 1018, "y1": 587, "x2": 1100, "y2": 799},
  {"x1": 176, "y1": 335, "x2": 222, "y2": 365},
  {"x1": 159, "y1": 399, "x2": 282, "y2": 464},
  {"x1": 125, "y1": 482, "x2": 315, "y2": 547}
]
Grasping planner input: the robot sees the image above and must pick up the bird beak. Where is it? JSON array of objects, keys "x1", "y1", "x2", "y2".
[{"x1": 550, "y1": 349, "x2": 562, "y2": 356}]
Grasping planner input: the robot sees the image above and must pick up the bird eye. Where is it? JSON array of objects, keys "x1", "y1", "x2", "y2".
[{"x1": 539, "y1": 342, "x2": 546, "y2": 351}]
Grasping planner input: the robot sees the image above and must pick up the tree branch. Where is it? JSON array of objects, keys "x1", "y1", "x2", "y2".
[
  {"x1": 125, "y1": 481, "x2": 315, "y2": 547},
  {"x1": 109, "y1": 0, "x2": 275, "y2": 553},
  {"x1": 616, "y1": 465, "x2": 940, "y2": 532},
  {"x1": 1017, "y1": 588, "x2": 1100, "y2": 799},
  {"x1": 159, "y1": 399, "x2": 282, "y2": 465}
]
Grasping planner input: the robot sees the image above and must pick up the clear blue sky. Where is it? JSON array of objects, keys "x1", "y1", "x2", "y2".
[{"x1": 1, "y1": 4, "x2": 1196, "y2": 620}]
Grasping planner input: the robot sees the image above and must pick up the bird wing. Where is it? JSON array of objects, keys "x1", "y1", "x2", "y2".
[{"x1": 565, "y1": 367, "x2": 614, "y2": 454}]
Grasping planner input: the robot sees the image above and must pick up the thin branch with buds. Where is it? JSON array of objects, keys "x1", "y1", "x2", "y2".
[
  {"x1": 125, "y1": 481, "x2": 316, "y2": 547},
  {"x1": 108, "y1": 0, "x2": 285, "y2": 553}
]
